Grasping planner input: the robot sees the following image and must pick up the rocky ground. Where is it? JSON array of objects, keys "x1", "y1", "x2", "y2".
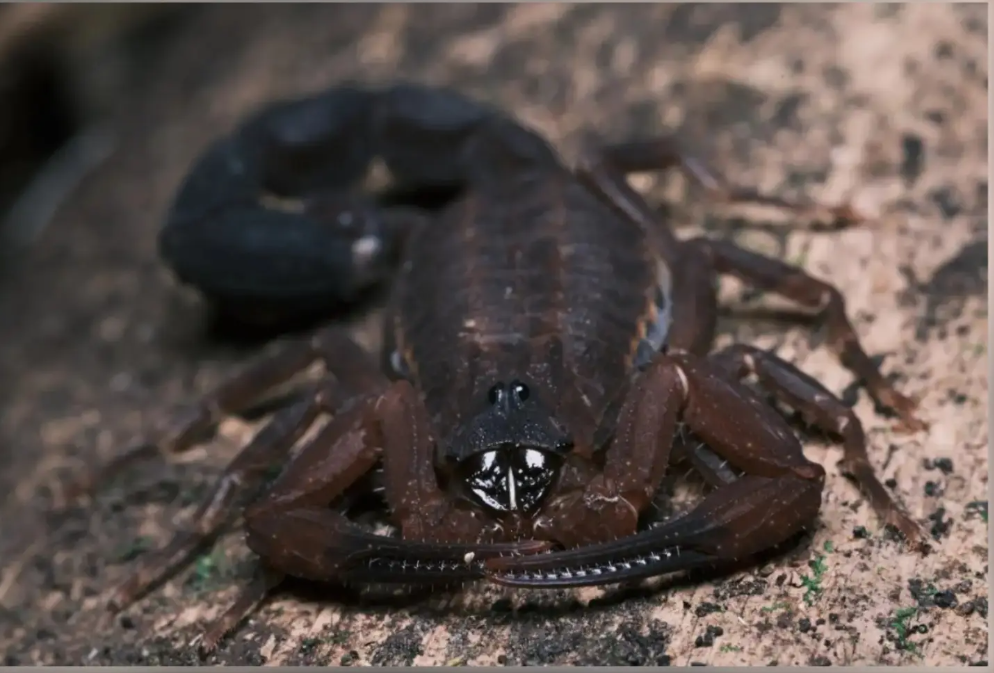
[{"x1": 0, "y1": 3, "x2": 988, "y2": 666}]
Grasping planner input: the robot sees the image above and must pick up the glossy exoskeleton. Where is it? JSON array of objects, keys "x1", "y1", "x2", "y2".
[{"x1": 64, "y1": 82, "x2": 928, "y2": 651}]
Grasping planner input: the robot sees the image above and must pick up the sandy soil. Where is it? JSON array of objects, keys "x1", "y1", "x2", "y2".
[{"x1": 0, "y1": 3, "x2": 988, "y2": 666}]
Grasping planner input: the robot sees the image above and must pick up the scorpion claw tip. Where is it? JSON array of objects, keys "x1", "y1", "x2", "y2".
[
  {"x1": 877, "y1": 390, "x2": 928, "y2": 434},
  {"x1": 885, "y1": 514, "x2": 930, "y2": 554},
  {"x1": 198, "y1": 629, "x2": 226, "y2": 657}
]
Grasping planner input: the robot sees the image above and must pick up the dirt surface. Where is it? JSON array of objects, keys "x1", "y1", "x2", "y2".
[{"x1": 0, "y1": 3, "x2": 988, "y2": 667}]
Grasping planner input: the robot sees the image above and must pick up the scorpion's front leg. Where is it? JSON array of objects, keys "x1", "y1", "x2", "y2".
[
  {"x1": 709, "y1": 343, "x2": 925, "y2": 546},
  {"x1": 578, "y1": 139, "x2": 926, "y2": 432},
  {"x1": 690, "y1": 237, "x2": 926, "y2": 431},
  {"x1": 522, "y1": 357, "x2": 687, "y2": 549},
  {"x1": 577, "y1": 136, "x2": 862, "y2": 253},
  {"x1": 485, "y1": 351, "x2": 827, "y2": 587}
]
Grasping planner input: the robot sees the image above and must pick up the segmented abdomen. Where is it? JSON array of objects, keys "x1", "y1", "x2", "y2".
[{"x1": 394, "y1": 170, "x2": 663, "y2": 430}]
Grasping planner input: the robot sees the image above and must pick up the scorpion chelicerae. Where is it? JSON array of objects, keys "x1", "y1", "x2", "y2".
[{"x1": 62, "y1": 82, "x2": 928, "y2": 651}]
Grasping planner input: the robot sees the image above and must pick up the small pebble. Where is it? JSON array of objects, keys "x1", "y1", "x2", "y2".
[
  {"x1": 933, "y1": 590, "x2": 958, "y2": 608},
  {"x1": 956, "y1": 601, "x2": 975, "y2": 617},
  {"x1": 900, "y1": 133, "x2": 925, "y2": 186},
  {"x1": 929, "y1": 186, "x2": 962, "y2": 220},
  {"x1": 934, "y1": 40, "x2": 954, "y2": 59},
  {"x1": 929, "y1": 507, "x2": 952, "y2": 539},
  {"x1": 695, "y1": 602, "x2": 724, "y2": 617},
  {"x1": 933, "y1": 457, "x2": 954, "y2": 474},
  {"x1": 491, "y1": 598, "x2": 513, "y2": 613}
]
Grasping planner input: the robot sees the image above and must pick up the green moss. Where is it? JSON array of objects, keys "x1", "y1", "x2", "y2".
[
  {"x1": 966, "y1": 500, "x2": 988, "y2": 522},
  {"x1": 889, "y1": 606, "x2": 921, "y2": 655},
  {"x1": 188, "y1": 546, "x2": 230, "y2": 593},
  {"x1": 800, "y1": 552, "x2": 828, "y2": 605},
  {"x1": 760, "y1": 601, "x2": 790, "y2": 613}
]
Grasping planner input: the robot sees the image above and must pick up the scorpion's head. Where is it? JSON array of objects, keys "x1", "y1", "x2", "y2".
[{"x1": 440, "y1": 378, "x2": 572, "y2": 516}]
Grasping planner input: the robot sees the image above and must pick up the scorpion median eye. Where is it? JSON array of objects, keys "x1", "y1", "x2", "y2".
[
  {"x1": 511, "y1": 381, "x2": 530, "y2": 402},
  {"x1": 488, "y1": 382, "x2": 505, "y2": 405}
]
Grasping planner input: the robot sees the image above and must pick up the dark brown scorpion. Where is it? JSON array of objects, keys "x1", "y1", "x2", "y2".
[{"x1": 62, "y1": 82, "x2": 929, "y2": 650}]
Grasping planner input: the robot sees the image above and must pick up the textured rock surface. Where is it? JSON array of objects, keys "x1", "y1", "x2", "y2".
[{"x1": 0, "y1": 4, "x2": 987, "y2": 666}]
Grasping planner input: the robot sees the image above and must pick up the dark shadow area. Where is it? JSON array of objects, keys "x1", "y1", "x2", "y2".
[
  {"x1": 908, "y1": 238, "x2": 988, "y2": 341},
  {"x1": 0, "y1": 5, "x2": 201, "y2": 279},
  {"x1": 922, "y1": 239, "x2": 988, "y2": 301}
]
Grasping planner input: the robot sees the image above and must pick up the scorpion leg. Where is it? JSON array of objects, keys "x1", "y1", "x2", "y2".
[
  {"x1": 690, "y1": 237, "x2": 925, "y2": 431},
  {"x1": 523, "y1": 357, "x2": 685, "y2": 548},
  {"x1": 199, "y1": 397, "x2": 382, "y2": 652},
  {"x1": 577, "y1": 136, "x2": 862, "y2": 245},
  {"x1": 62, "y1": 327, "x2": 384, "y2": 503},
  {"x1": 710, "y1": 343, "x2": 925, "y2": 546},
  {"x1": 485, "y1": 351, "x2": 827, "y2": 587},
  {"x1": 576, "y1": 143, "x2": 924, "y2": 431},
  {"x1": 101, "y1": 327, "x2": 388, "y2": 609},
  {"x1": 105, "y1": 385, "x2": 327, "y2": 613}
]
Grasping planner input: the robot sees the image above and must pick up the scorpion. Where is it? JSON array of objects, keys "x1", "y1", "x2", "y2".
[{"x1": 62, "y1": 82, "x2": 928, "y2": 651}]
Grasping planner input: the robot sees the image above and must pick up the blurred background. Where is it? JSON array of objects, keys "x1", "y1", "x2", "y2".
[{"x1": 0, "y1": 4, "x2": 195, "y2": 273}]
